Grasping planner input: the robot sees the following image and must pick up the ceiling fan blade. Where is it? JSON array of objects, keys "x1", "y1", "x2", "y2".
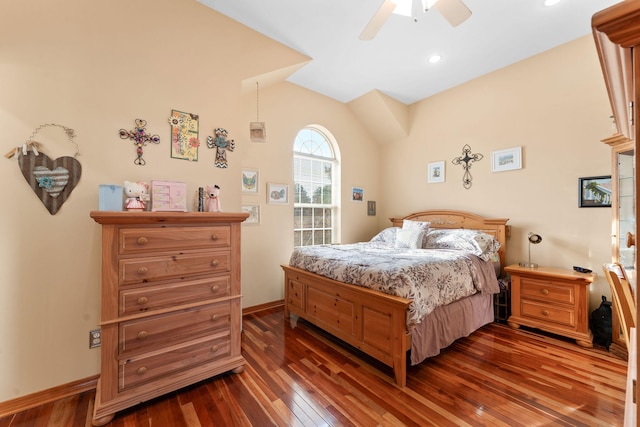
[
  {"x1": 359, "y1": 0, "x2": 397, "y2": 40},
  {"x1": 432, "y1": 0, "x2": 471, "y2": 27}
]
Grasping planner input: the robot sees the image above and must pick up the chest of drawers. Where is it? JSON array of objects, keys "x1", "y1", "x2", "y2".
[
  {"x1": 89, "y1": 212, "x2": 248, "y2": 426},
  {"x1": 505, "y1": 264, "x2": 595, "y2": 348}
]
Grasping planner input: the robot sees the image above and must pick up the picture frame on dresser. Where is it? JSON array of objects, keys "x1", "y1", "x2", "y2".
[{"x1": 578, "y1": 175, "x2": 612, "y2": 208}]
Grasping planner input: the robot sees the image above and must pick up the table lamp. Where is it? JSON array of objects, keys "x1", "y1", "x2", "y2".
[{"x1": 519, "y1": 232, "x2": 542, "y2": 268}]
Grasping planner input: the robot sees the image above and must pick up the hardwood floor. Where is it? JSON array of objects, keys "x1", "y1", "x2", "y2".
[{"x1": 0, "y1": 306, "x2": 627, "y2": 426}]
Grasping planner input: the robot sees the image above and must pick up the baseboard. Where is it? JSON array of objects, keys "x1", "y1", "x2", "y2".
[
  {"x1": 0, "y1": 300, "x2": 284, "y2": 417},
  {"x1": 0, "y1": 375, "x2": 99, "y2": 418},
  {"x1": 242, "y1": 299, "x2": 284, "y2": 315}
]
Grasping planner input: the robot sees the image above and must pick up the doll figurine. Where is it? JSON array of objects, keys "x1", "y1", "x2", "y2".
[
  {"x1": 123, "y1": 180, "x2": 149, "y2": 211},
  {"x1": 206, "y1": 184, "x2": 222, "y2": 212}
]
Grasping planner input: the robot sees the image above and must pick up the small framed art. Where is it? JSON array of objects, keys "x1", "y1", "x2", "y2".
[
  {"x1": 267, "y1": 183, "x2": 289, "y2": 204},
  {"x1": 491, "y1": 147, "x2": 522, "y2": 172},
  {"x1": 352, "y1": 187, "x2": 364, "y2": 202},
  {"x1": 367, "y1": 201, "x2": 376, "y2": 216},
  {"x1": 241, "y1": 168, "x2": 259, "y2": 193},
  {"x1": 428, "y1": 161, "x2": 445, "y2": 183},
  {"x1": 241, "y1": 204, "x2": 260, "y2": 224},
  {"x1": 578, "y1": 175, "x2": 612, "y2": 207}
]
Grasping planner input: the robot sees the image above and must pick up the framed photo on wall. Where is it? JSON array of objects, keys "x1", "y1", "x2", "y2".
[
  {"x1": 267, "y1": 182, "x2": 289, "y2": 204},
  {"x1": 427, "y1": 161, "x2": 445, "y2": 183},
  {"x1": 241, "y1": 168, "x2": 259, "y2": 193},
  {"x1": 578, "y1": 175, "x2": 612, "y2": 207},
  {"x1": 491, "y1": 147, "x2": 522, "y2": 172},
  {"x1": 352, "y1": 187, "x2": 364, "y2": 202},
  {"x1": 241, "y1": 204, "x2": 260, "y2": 224}
]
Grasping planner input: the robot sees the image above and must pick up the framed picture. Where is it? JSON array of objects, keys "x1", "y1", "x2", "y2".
[
  {"x1": 352, "y1": 187, "x2": 364, "y2": 202},
  {"x1": 579, "y1": 175, "x2": 612, "y2": 208},
  {"x1": 169, "y1": 109, "x2": 200, "y2": 162},
  {"x1": 241, "y1": 168, "x2": 259, "y2": 193},
  {"x1": 267, "y1": 182, "x2": 289, "y2": 204},
  {"x1": 367, "y1": 201, "x2": 376, "y2": 216},
  {"x1": 241, "y1": 204, "x2": 260, "y2": 224},
  {"x1": 491, "y1": 147, "x2": 522, "y2": 172},
  {"x1": 427, "y1": 161, "x2": 445, "y2": 183}
]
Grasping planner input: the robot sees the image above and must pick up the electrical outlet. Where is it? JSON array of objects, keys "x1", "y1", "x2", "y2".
[{"x1": 89, "y1": 329, "x2": 101, "y2": 349}]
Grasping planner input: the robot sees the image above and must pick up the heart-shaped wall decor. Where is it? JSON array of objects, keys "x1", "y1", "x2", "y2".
[{"x1": 18, "y1": 151, "x2": 82, "y2": 215}]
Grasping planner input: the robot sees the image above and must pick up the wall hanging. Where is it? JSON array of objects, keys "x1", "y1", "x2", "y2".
[
  {"x1": 5, "y1": 123, "x2": 82, "y2": 215},
  {"x1": 250, "y1": 82, "x2": 266, "y2": 143},
  {"x1": 207, "y1": 128, "x2": 235, "y2": 168},
  {"x1": 452, "y1": 144, "x2": 483, "y2": 189},
  {"x1": 119, "y1": 119, "x2": 160, "y2": 165},
  {"x1": 169, "y1": 110, "x2": 199, "y2": 161}
]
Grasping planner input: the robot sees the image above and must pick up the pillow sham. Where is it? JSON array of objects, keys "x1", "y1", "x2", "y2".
[
  {"x1": 423, "y1": 228, "x2": 501, "y2": 261},
  {"x1": 370, "y1": 227, "x2": 399, "y2": 246},
  {"x1": 402, "y1": 219, "x2": 430, "y2": 247},
  {"x1": 395, "y1": 228, "x2": 425, "y2": 249}
]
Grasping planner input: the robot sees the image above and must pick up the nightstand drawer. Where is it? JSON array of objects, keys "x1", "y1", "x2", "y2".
[
  {"x1": 521, "y1": 300, "x2": 575, "y2": 327},
  {"x1": 120, "y1": 302, "x2": 231, "y2": 354},
  {"x1": 120, "y1": 276, "x2": 230, "y2": 315},
  {"x1": 521, "y1": 278, "x2": 574, "y2": 305},
  {"x1": 119, "y1": 252, "x2": 230, "y2": 285},
  {"x1": 119, "y1": 226, "x2": 230, "y2": 254}
]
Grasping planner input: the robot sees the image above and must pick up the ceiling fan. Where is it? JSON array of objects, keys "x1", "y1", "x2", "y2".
[{"x1": 359, "y1": 0, "x2": 472, "y2": 40}]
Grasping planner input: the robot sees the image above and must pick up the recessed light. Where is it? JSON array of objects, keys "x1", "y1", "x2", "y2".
[
  {"x1": 428, "y1": 55, "x2": 442, "y2": 64},
  {"x1": 544, "y1": 0, "x2": 560, "y2": 6}
]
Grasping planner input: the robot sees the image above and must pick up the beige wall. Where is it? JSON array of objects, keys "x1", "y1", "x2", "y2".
[
  {"x1": 0, "y1": 0, "x2": 616, "y2": 403},
  {"x1": 379, "y1": 35, "x2": 614, "y2": 310}
]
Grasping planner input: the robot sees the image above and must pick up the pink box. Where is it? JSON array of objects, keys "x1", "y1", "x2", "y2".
[{"x1": 151, "y1": 180, "x2": 187, "y2": 212}]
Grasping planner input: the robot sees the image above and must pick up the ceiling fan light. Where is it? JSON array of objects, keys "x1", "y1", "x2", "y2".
[{"x1": 428, "y1": 55, "x2": 442, "y2": 63}]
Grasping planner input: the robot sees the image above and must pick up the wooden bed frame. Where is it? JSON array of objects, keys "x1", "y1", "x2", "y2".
[{"x1": 282, "y1": 210, "x2": 509, "y2": 387}]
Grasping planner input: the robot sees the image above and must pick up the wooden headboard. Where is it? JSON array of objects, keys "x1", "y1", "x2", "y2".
[{"x1": 390, "y1": 210, "x2": 510, "y2": 273}]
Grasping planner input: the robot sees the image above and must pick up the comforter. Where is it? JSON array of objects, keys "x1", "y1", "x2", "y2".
[{"x1": 289, "y1": 242, "x2": 500, "y2": 328}]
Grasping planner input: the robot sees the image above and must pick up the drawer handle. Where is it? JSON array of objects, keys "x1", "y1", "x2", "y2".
[
  {"x1": 137, "y1": 237, "x2": 148, "y2": 245},
  {"x1": 541, "y1": 310, "x2": 549, "y2": 316},
  {"x1": 541, "y1": 289, "x2": 549, "y2": 295},
  {"x1": 211, "y1": 259, "x2": 219, "y2": 267},
  {"x1": 137, "y1": 367, "x2": 147, "y2": 376},
  {"x1": 212, "y1": 344, "x2": 220, "y2": 353},
  {"x1": 137, "y1": 330, "x2": 148, "y2": 339},
  {"x1": 211, "y1": 234, "x2": 219, "y2": 241},
  {"x1": 211, "y1": 285, "x2": 220, "y2": 292},
  {"x1": 212, "y1": 314, "x2": 220, "y2": 321},
  {"x1": 137, "y1": 296, "x2": 148, "y2": 305},
  {"x1": 137, "y1": 267, "x2": 148, "y2": 275}
]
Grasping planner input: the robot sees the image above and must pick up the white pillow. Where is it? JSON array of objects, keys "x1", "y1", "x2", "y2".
[
  {"x1": 402, "y1": 220, "x2": 430, "y2": 248},
  {"x1": 395, "y1": 229, "x2": 425, "y2": 249}
]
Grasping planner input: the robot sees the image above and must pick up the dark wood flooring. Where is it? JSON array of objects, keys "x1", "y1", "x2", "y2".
[{"x1": 0, "y1": 306, "x2": 628, "y2": 426}]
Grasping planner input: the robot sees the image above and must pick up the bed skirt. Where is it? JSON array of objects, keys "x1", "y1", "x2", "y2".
[{"x1": 410, "y1": 292, "x2": 494, "y2": 365}]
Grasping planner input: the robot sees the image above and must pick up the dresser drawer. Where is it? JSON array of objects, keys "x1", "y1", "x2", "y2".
[
  {"x1": 119, "y1": 226, "x2": 230, "y2": 255},
  {"x1": 521, "y1": 278, "x2": 574, "y2": 305},
  {"x1": 119, "y1": 252, "x2": 230, "y2": 285},
  {"x1": 120, "y1": 302, "x2": 231, "y2": 354},
  {"x1": 119, "y1": 334, "x2": 231, "y2": 391},
  {"x1": 120, "y1": 276, "x2": 230, "y2": 315},
  {"x1": 520, "y1": 300, "x2": 575, "y2": 328}
]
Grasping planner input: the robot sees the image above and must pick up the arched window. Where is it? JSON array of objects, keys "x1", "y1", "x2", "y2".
[{"x1": 293, "y1": 126, "x2": 340, "y2": 246}]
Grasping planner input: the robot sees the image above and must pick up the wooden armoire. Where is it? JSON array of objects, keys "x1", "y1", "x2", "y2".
[{"x1": 593, "y1": 1, "x2": 640, "y2": 424}]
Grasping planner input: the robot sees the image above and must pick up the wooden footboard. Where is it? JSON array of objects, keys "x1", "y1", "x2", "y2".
[{"x1": 282, "y1": 265, "x2": 412, "y2": 387}]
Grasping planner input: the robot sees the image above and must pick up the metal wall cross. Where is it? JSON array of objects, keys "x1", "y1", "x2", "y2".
[
  {"x1": 119, "y1": 119, "x2": 160, "y2": 166},
  {"x1": 452, "y1": 144, "x2": 483, "y2": 189}
]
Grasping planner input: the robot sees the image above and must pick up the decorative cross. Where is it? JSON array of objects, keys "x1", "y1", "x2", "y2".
[
  {"x1": 119, "y1": 119, "x2": 160, "y2": 166},
  {"x1": 207, "y1": 128, "x2": 235, "y2": 168},
  {"x1": 452, "y1": 144, "x2": 483, "y2": 189}
]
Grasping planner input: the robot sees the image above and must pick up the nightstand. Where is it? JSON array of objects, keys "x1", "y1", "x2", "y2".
[{"x1": 505, "y1": 264, "x2": 595, "y2": 348}]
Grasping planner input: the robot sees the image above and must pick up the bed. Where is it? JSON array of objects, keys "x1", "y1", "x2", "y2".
[{"x1": 281, "y1": 210, "x2": 509, "y2": 387}]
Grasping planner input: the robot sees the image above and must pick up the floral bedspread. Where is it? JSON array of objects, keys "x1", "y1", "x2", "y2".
[{"x1": 289, "y1": 242, "x2": 499, "y2": 328}]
